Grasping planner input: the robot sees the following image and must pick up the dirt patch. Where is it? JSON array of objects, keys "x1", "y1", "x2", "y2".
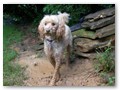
[
  {"x1": 17, "y1": 51, "x2": 52, "y2": 86},
  {"x1": 14, "y1": 36, "x2": 104, "y2": 86}
]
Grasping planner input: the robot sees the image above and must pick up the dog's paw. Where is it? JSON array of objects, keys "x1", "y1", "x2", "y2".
[{"x1": 49, "y1": 81, "x2": 55, "y2": 86}]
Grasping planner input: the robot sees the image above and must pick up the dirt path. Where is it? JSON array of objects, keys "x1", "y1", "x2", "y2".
[{"x1": 14, "y1": 36, "x2": 104, "y2": 86}]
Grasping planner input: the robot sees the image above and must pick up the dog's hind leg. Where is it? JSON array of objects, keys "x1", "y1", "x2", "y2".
[{"x1": 66, "y1": 45, "x2": 71, "y2": 67}]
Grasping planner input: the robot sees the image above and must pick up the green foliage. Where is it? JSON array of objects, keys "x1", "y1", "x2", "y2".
[
  {"x1": 107, "y1": 76, "x2": 115, "y2": 86},
  {"x1": 4, "y1": 4, "x2": 114, "y2": 26},
  {"x1": 100, "y1": 72, "x2": 115, "y2": 86},
  {"x1": 98, "y1": 4, "x2": 114, "y2": 9},
  {"x1": 3, "y1": 49, "x2": 17, "y2": 62},
  {"x1": 95, "y1": 47, "x2": 115, "y2": 86},
  {"x1": 3, "y1": 25, "x2": 27, "y2": 86},
  {"x1": 72, "y1": 29, "x2": 95, "y2": 39},
  {"x1": 43, "y1": 4, "x2": 114, "y2": 25},
  {"x1": 3, "y1": 62, "x2": 27, "y2": 86},
  {"x1": 3, "y1": 25, "x2": 23, "y2": 62},
  {"x1": 43, "y1": 4, "x2": 91, "y2": 25},
  {"x1": 33, "y1": 15, "x2": 42, "y2": 26},
  {"x1": 95, "y1": 47, "x2": 115, "y2": 72},
  {"x1": 3, "y1": 4, "x2": 45, "y2": 23}
]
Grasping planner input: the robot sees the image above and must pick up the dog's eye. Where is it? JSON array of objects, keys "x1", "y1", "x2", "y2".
[
  {"x1": 52, "y1": 23, "x2": 55, "y2": 26},
  {"x1": 45, "y1": 23, "x2": 47, "y2": 25}
]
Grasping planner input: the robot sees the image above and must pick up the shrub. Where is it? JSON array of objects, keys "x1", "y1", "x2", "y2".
[
  {"x1": 95, "y1": 47, "x2": 115, "y2": 72},
  {"x1": 95, "y1": 47, "x2": 115, "y2": 86},
  {"x1": 3, "y1": 4, "x2": 114, "y2": 26},
  {"x1": 43, "y1": 4, "x2": 114, "y2": 26}
]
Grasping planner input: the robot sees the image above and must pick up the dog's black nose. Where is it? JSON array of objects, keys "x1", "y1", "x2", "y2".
[{"x1": 46, "y1": 29, "x2": 50, "y2": 33}]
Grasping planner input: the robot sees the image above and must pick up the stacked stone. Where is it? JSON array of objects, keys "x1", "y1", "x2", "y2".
[{"x1": 72, "y1": 7, "x2": 115, "y2": 58}]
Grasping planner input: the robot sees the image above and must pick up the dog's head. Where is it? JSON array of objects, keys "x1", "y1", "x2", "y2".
[{"x1": 38, "y1": 12, "x2": 70, "y2": 40}]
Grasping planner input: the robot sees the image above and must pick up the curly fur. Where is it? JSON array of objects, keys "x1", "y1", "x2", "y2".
[{"x1": 38, "y1": 12, "x2": 72, "y2": 86}]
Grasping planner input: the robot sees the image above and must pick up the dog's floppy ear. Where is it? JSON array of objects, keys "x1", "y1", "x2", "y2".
[
  {"x1": 58, "y1": 12, "x2": 70, "y2": 24},
  {"x1": 56, "y1": 21, "x2": 65, "y2": 40},
  {"x1": 38, "y1": 21, "x2": 44, "y2": 40},
  {"x1": 56, "y1": 12, "x2": 70, "y2": 40}
]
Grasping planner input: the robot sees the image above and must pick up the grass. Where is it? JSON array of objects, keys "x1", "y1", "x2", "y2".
[
  {"x1": 100, "y1": 72, "x2": 115, "y2": 86},
  {"x1": 95, "y1": 47, "x2": 115, "y2": 72},
  {"x1": 3, "y1": 25, "x2": 27, "y2": 86},
  {"x1": 95, "y1": 47, "x2": 115, "y2": 86}
]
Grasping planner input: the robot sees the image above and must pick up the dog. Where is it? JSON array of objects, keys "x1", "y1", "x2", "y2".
[{"x1": 38, "y1": 12, "x2": 72, "y2": 86}]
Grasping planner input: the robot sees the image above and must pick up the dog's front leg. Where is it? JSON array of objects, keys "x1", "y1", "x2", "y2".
[{"x1": 49, "y1": 58, "x2": 61, "y2": 86}]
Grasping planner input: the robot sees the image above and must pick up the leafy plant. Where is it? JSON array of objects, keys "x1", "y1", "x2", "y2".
[
  {"x1": 4, "y1": 4, "x2": 114, "y2": 27},
  {"x1": 95, "y1": 47, "x2": 115, "y2": 72},
  {"x1": 95, "y1": 47, "x2": 115, "y2": 86},
  {"x1": 100, "y1": 72, "x2": 115, "y2": 86},
  {"x1": 43, "y1": 4, "x2": 114, "y2": 26},
  {"x1": 107, "y1": 76, "x2": 115, "y2": 86},
  {"x1": 43, "y1": 4, "x2": 92, "y2": 26}
]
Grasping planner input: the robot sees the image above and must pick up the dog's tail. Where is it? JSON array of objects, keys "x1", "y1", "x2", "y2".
[{"x1": 58, "y1": 11, "x2": 70, "y2": 24}]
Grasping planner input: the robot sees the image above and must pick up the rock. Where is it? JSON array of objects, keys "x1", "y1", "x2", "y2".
[
  {"x1": 72, "y1": 7, "x2": 115, "y2": 63},
  {"x1": 72, "y1": 29, "x2": 96, "y2": 39},
  {"x1": 95, "y1": 24, "x2": 115, "y2": 38},
  {"x1": 33, "y1": 44, "x2": 44, "y2": 51},
  {"x1": 74, "y1": 38, "x2": 114, "y2": 53},
  {"x1": 33, "y1": 62, "x2": 38, "y2": 66},
  {"x1": 74, "y1": 50, "x2": 96, "y2": 59},
  {"x1": 81, "y1": 15, "x2": 115, "y2": 30},
  {"x1": 75, "y1": 38, "x2": 99, "y2": 52},
  {"x1": 84, "y1": 7, "x2": 115, "y2": 21},
  {"x1": 99, "y1": 34, "x2": 115, "y2": 42}
]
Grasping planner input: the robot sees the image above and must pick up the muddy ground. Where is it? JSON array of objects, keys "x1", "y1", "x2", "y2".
[{"x1": 13, "y1": 32, "x2": 105, "y2": 86}]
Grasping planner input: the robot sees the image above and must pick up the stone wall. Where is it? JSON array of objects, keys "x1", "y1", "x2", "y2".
[{"x1": 72, "y1": 7, "x2": 115, "y2": 58}]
